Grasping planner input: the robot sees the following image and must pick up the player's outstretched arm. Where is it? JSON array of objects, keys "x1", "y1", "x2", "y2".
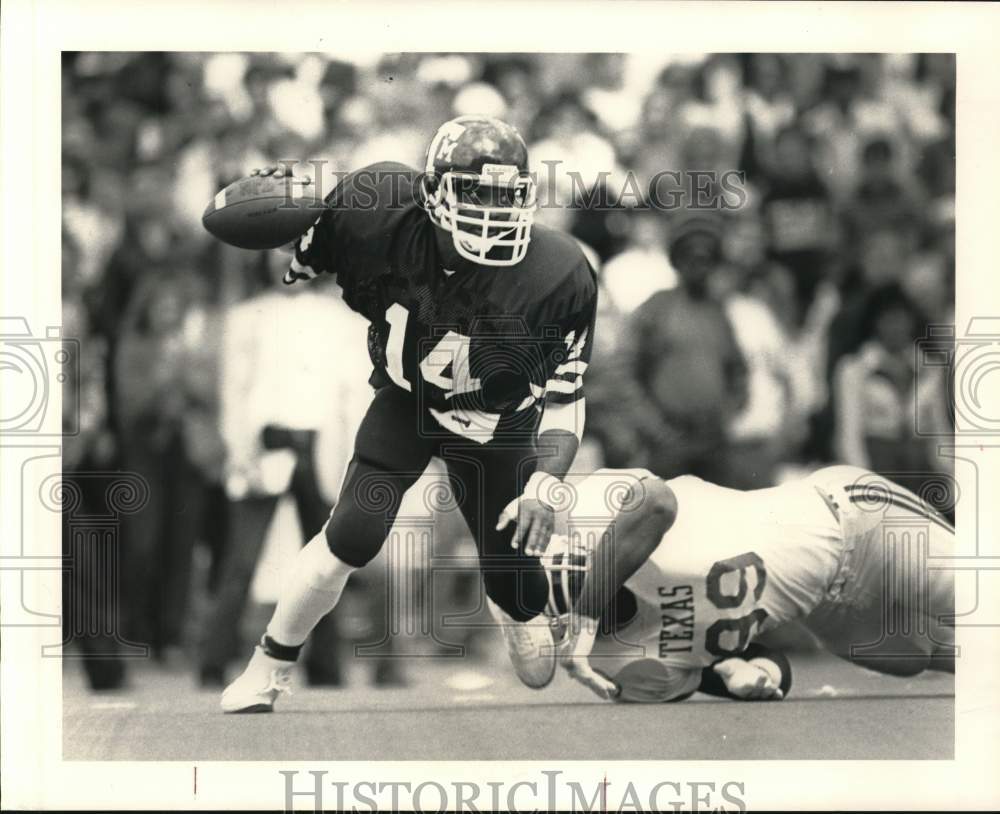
[{"x1": 577, "y1": 476, "x2": 677, "y2": 622}]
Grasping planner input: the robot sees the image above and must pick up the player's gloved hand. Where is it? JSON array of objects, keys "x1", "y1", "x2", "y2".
[
  {"x1": 250, "y1": 163, "x2": 311, "y2": 181},
  {"x1": 249, "y1": 165, "x2": 315, "y2": 280},
  {"x1": 712, "y1": 657, "x2": 784, "y2": 701},
  {"x1": 282, "y1": 256, "x2": 318, "y2": 285},
  {"x1": 496, "y1": 472, "x2": 560, "y2": 556},
  {"x1": 557, "y1": 616, "x2": 620, "y2": 701}
]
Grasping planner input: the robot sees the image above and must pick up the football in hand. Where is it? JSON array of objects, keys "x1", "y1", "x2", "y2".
[{"x1": 202, "y1": 173, "x2": 324, "y2": 250}]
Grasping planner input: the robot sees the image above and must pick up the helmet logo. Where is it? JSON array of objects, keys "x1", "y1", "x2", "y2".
[
  {"x1": 436, "y1": 136, "x2": 459, "y2": 163},
  {"x1": 429, "y1": 120, "x2": 467, "y2": 168}
]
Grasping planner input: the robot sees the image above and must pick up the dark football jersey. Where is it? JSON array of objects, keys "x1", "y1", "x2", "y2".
[{"x1": 289, "y1": 162, "x2": 597, "y2": 444}]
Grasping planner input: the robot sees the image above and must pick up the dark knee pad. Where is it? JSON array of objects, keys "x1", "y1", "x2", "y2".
[
  {"x1": 322, "y1": 386, "x2": 435, "y2": 566},
  {"x1": 323, "y1": 460, "x2": 416, "y2": 568},
  {"x1": 323, "y1": 512, "x2": 376, "y2": 568}
]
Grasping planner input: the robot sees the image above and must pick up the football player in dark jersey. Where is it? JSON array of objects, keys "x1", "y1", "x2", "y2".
[{"x1": 222, "y1": 116, "x2": 598, "y2": 712}]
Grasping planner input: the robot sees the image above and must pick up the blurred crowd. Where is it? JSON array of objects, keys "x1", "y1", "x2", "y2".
[{"x1": 61, "y1": 52, "x2": 954, "y2": 689}]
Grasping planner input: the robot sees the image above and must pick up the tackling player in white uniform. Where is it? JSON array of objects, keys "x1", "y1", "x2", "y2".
[{"x1": 548, "y1": 466, "x2": 955, "y2": 703}]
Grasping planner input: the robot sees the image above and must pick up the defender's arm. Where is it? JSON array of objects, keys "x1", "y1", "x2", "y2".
[{"x1": 559, "y1": 474, "x2": 678, "y2": 700}]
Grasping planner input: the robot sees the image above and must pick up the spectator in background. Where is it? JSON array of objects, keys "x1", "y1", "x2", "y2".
[
  {"x1": 481, "y1": 58, "x2": 541, "y2": 135},
  {"x1": 114, "y1": 273, "x2": 214, "y2": 660},
  {"x1": 175, "y1": 275, "x2": 230, "y2": 614},
  {"x1": 198, "y1": 265, "x2": 404, "y2": 687},
  {"x1": 598, "y1": 209, "x2": 677, "y2": 315},
  {"x1": 719, "y1": 212, "x2": 802, "y2": 486},
  {"x1": 681, "y1": 55, "x2": 747, "y2": 170},
  {"x1": 833, "y1": 284, "x2": 942, "y2": 496},
  {"x1": 741, "y1": 54, "x2": 796, "y2": 181},
  {"x1": 630, "y1": 84, "x2": 687, "y2": 197},
  {"x1": 531, "y1": 91, "x2": 629, "y2": 261},
  {"x1": 759, "y1": 124, "x2": 836, "y2": 327},
  {"x1": 803, "y1": 58, "x2": 905, "y2": 205},
  {"x1": 844, "y1": 136, "x2": 921, "y2": 247},
  {"x1": 720, "y1": 211, "x2": 797, "y2": 331},
  {"x1": 99, "y1": 181, "x2": 186, "y2": 361},
  {"x1": 531, "y1": 91, "x2": 620, "y2": 201},
  {"x1": 318, "y1": 59, "x2": 358, "y2": 138},
  {"x1": 603, "y1": 213, "x2": 748, "y2": 482},
  {"x1": 906, "y1": 200, "x2": 954, "y2": 327},
  {"x1": 826, "y1": 225, "x2": 914, "y2": 376},
  {"x1": 62, "y1": 230, "x2": 127, "y2": 689}
]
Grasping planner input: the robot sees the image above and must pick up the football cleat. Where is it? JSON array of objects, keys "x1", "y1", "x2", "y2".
[
  {"x1": 487, "y1": 597, "x2": 556, "y2": 689},
  {"x1": 220, "y1": 646, "x2": 294, "y2": 713}
]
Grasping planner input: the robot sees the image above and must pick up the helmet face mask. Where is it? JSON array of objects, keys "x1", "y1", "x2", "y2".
[
  {"x1": 542, "y1": 533, "x2": 590, "y2": 620},
  {"x1": 422, "y1": 116, "x2": 537, "y2": 267}
]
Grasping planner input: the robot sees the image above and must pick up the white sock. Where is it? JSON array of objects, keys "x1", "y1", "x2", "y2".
[{"x1": 266, "y1": 533, "x2": 355, "y2": 647}]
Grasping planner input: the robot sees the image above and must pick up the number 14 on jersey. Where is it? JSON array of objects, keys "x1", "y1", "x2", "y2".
[{"x1": 385, "y1": 303, "x2": 482, "y2": 398}]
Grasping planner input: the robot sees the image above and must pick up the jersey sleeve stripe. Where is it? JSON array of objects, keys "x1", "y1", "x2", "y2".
[
  {"x1": 846, "y1": 488, "x2": 954, "y2": 534},
  {"x1": 555, "y1": 360, "x2": 588, "y2": 376},
  {"x1": 844, "y1": 483, "x2": 953, "y2": 526},
  {"x1": 545, "y1": 377, "x2": 583, "y2": 395},
  {"x1": 544, "y1": 388, "x2": 584, "y2": 406}
]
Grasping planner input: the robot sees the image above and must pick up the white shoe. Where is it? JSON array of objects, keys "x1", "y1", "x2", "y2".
[
  {"x1": 487, "y1": 599, "x2": 556, "y2": 689},
  {"x1": 220, "y1": 646, "x2": 294, "y2": 713}
]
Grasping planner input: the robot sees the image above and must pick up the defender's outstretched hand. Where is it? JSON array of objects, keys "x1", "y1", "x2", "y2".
[
  {"x1": 712, "y1": 657, "x2": 784, "y2": 700},
  {"x1": 557, "y1": 618, "x2": 620, "y2": 701}
]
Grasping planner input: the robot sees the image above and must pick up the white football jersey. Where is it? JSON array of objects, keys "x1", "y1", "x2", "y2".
[{"x1": 567, "y1": 469, "x2": 846, "y2": 700}]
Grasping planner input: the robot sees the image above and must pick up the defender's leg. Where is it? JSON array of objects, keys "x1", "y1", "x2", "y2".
[{"x1": 806, "y1": 471, "x2": 956, "y2": 677}]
